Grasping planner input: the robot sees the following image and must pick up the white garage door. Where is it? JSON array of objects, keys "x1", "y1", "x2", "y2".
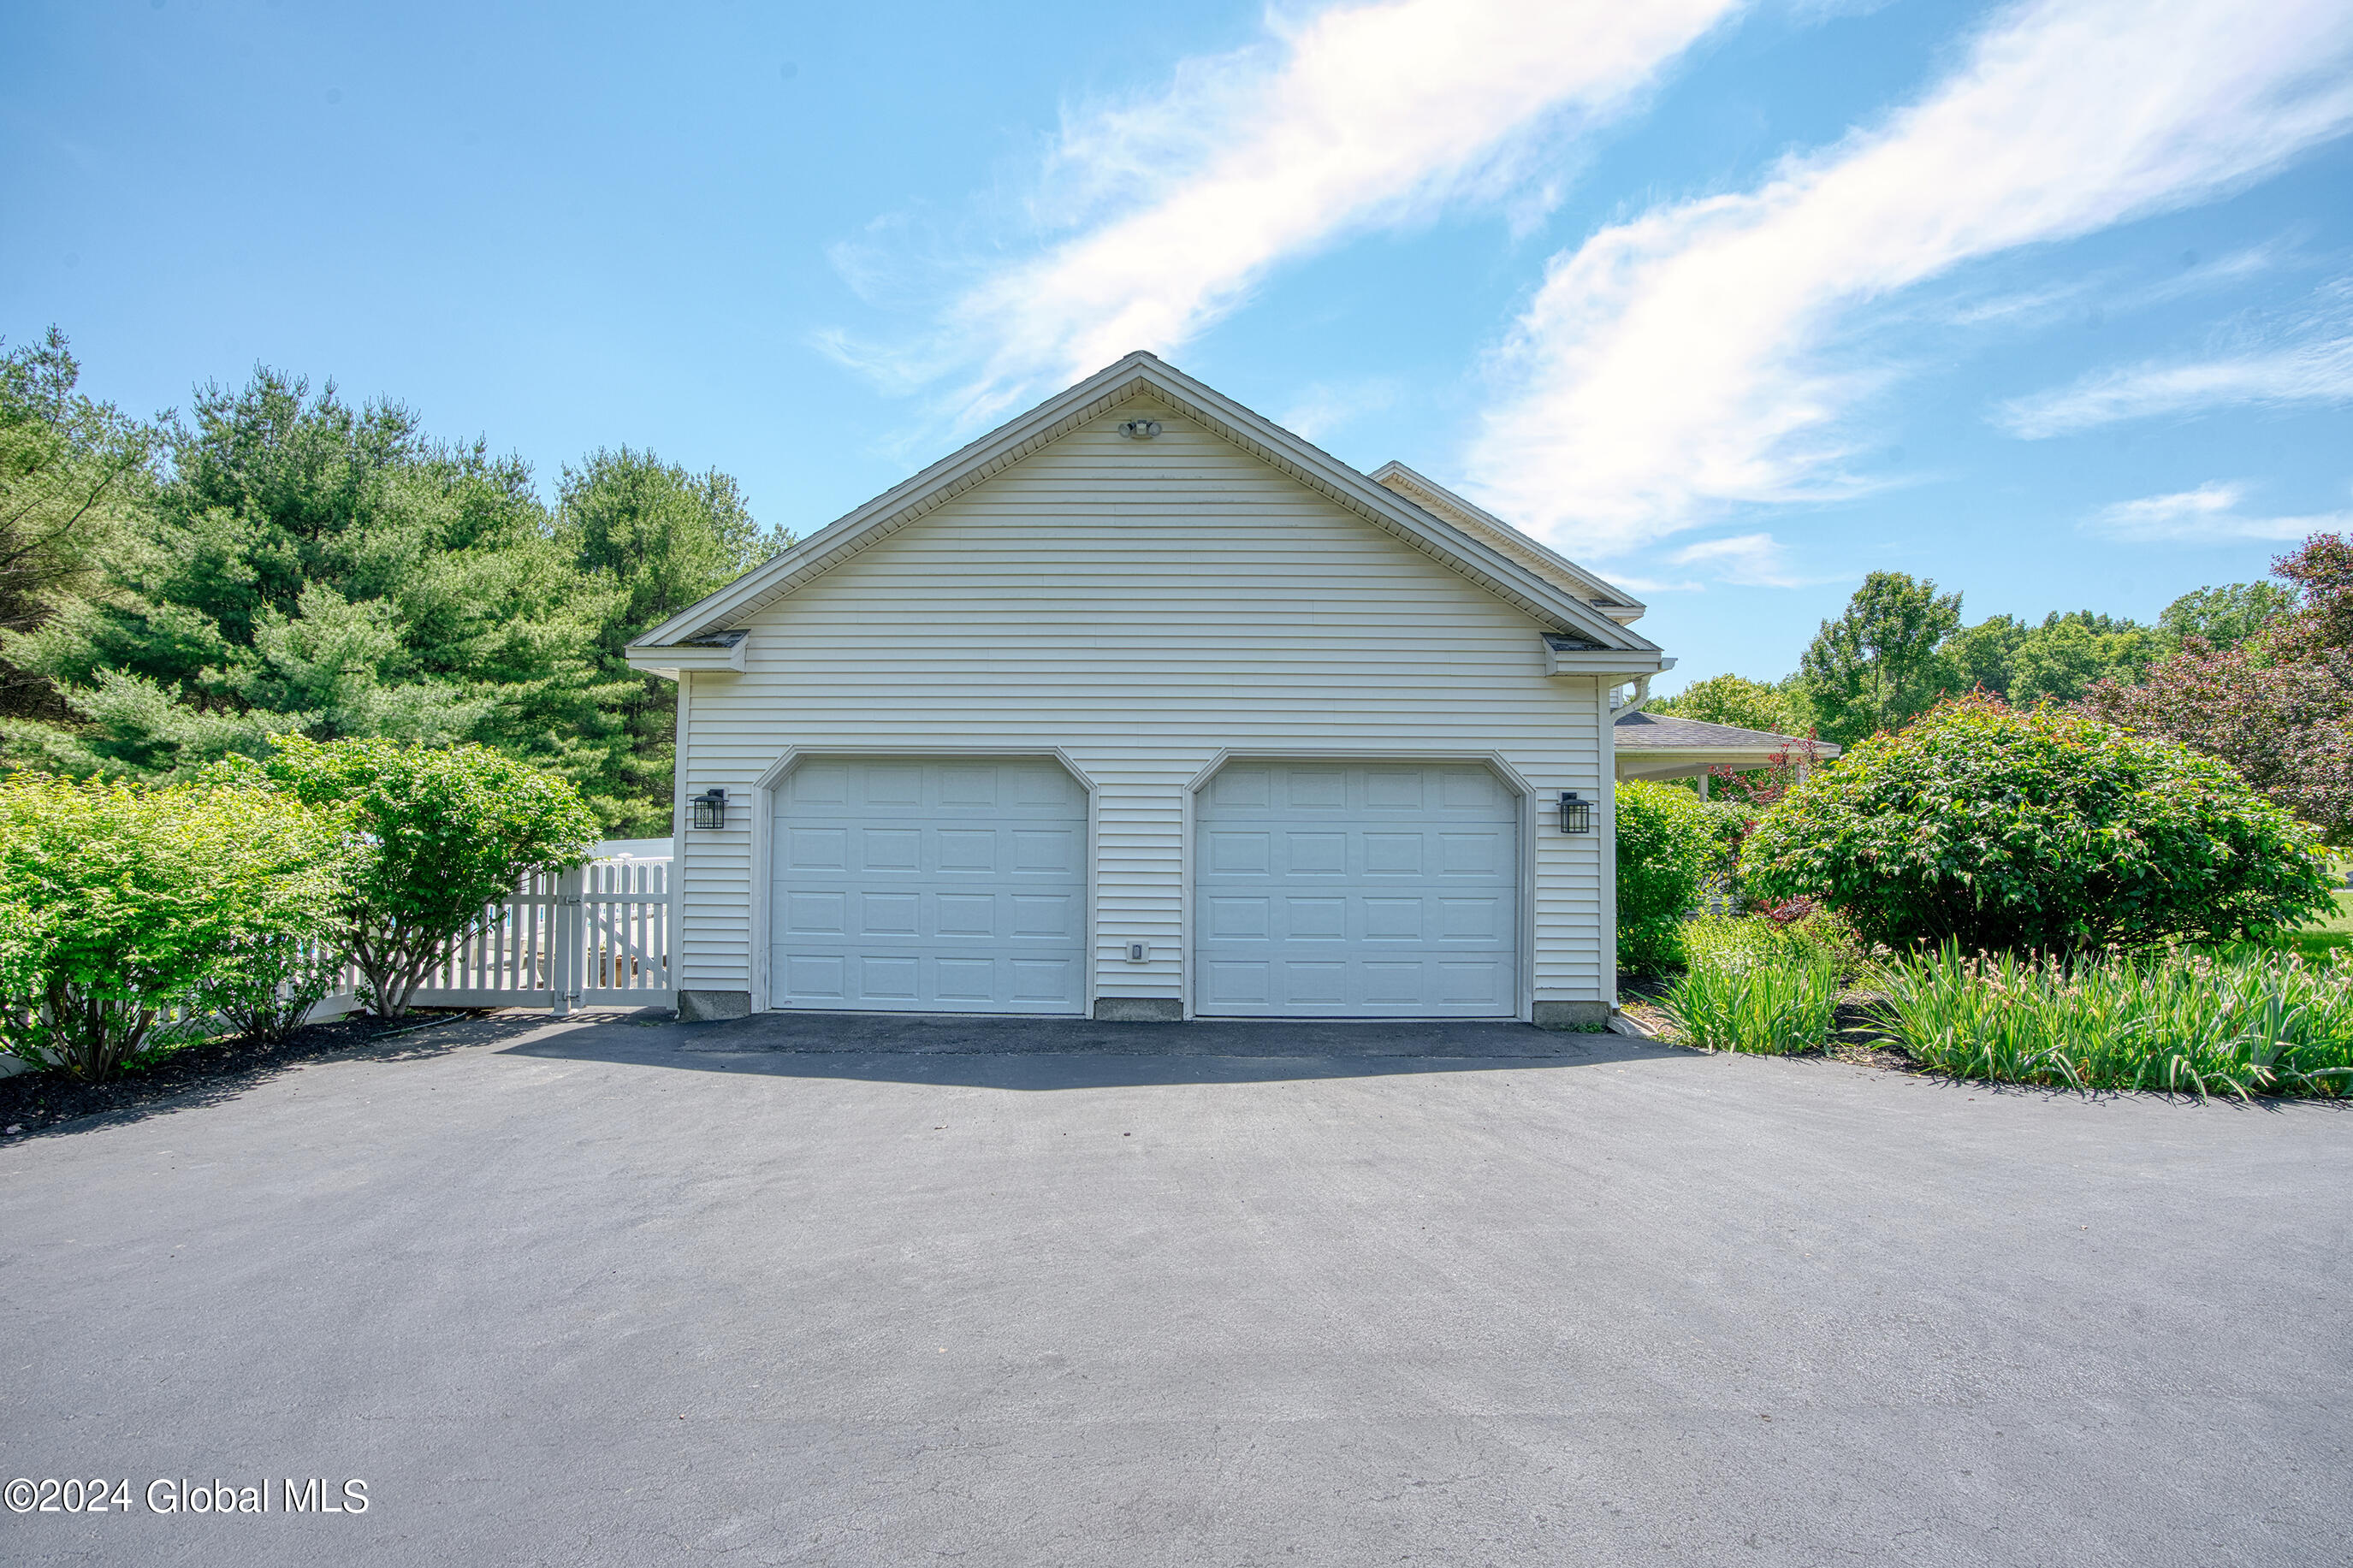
[
  {"x1": 772, "y1": 759, "x2": 1088, "y2": 1015},
  {"x1": 1194, "y1": 761, "x2": 1520, "y2": 1019}
]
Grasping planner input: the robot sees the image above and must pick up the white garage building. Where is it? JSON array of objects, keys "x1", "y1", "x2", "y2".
[{"x1": 626, "y1": 353, "x2": 1671, "y2": 1027}]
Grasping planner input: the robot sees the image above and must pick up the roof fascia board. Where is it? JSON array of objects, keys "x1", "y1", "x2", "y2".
[
  {"x1": 1545, "y1": 648, "x2": 1674, "y2": 678},
  {"x1": 623, "y1": 638, "x2": 747, "y2": 677},
  {"x1": 1368, "y1": 461, "x2": 1647, "y2": 619},
  {"x1": 631, "y1": 352, "x2": 1655, "y2": 654}
]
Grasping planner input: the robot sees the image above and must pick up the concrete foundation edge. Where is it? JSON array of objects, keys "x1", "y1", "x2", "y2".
[
  {"x1": 1532, "y1": 1000, "x2": 1611, "y2": 1030},
  {"x1": 677, "y1": 989, "x2": 753, "y2": 1022},
  {"x1": 1093, "y1": 997, "x2": 1185, "y2": 1023}
]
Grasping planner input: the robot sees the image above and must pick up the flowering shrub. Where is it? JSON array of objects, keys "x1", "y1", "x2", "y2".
[
  {"x1": 1616, "y1": 780, "x2": 1716, "y2": 972},
  {"x1": 1741, "y1": 692, "x2": 2332, "y2": 953},
  {"x1": 0, "y1": 772, "x2": 345, "y2": 1080}
]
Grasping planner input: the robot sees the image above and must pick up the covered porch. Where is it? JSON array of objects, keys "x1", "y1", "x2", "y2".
[{"x1": 1613, "y1": 708, "x2": 1840, "y2": 796}]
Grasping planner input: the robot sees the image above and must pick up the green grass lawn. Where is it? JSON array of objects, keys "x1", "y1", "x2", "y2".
[{"x1": 2279, "y1": 885, "x2": 2353, "y2": 961}]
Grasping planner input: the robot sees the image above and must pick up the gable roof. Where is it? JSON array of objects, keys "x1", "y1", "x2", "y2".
[
  {"x1": 630, "y1": 352, "x2": 1659, "y2": 654},
  {"x1": 1613, "y1": 707, "x2": 1840, "y2": 755},
  {"x1": 1368, "y1": 462, "x2": 1645, "y2": 625}
]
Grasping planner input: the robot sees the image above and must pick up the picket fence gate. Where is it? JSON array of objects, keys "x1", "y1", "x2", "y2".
[{"x1": 317, "y1": 849, "x2": 673, "y2": 1019}]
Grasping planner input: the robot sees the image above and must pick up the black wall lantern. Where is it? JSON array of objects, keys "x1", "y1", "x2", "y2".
[
  {"x1": 1557, "y1": 791, "x2": 1592, "y2": 834},
  {"x1": 689, "y1": 787, "x2": 727, "y2": 831}
]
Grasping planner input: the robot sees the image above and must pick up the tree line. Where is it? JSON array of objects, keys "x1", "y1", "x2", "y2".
[
  {"x1": 0, "y1": 328, "x2": 788, "y2": 835},
  {"x1": 1654, "y1": 541, "x2": 2353, "y2": 840}
]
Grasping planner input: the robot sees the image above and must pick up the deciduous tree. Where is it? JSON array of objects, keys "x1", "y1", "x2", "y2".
[
  {"x1": 2084, "y1": 535, "x2": 2353, "y2": 841},
  {"x1": 1796, "y1": 571, "x2": 1961, "y2": 744}
]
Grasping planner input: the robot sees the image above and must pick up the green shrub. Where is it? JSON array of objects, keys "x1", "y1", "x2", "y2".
[
  {"x1": 1741, "y1": 691, "x2": 2332, "y2": 954},
  {"x1": 1616, "y1": 779, "x2": 1716, "y2": 972},
  {"x1": 1696, "y1": 796, "x2": 1752, "y2": 885},
  {"x1": 0, "y1": 773, "x2": 344, "y2": 1080},
  {"x1": 1683, "y1": 909, "x2": 1864, "y2": 976},
  {"x1": 245, "y1": 737, "x2": 600, "y2": 1017},
  {"x1": 213, "y1": 935, "x2": 347, "y2": 1046},
  {"x1": 1867, "y1": 944, "x2": 2353, "y2": 1099},
  {"x1": 1660, "y1": 940, "x2": 1841, "y2": 1055}
]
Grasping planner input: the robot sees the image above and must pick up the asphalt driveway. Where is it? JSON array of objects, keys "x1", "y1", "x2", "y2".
[{"x1": 3, "y1": 1009, "x2": 2350, "y2": 1566}]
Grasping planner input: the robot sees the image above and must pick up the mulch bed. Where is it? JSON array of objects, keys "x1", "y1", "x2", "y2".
[{"x1": 0, "y1": 1009, "x2": 495, "y2": 1143}]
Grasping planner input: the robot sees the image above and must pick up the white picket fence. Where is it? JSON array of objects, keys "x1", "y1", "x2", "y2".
[{"x1": 341, "y1": 847, "x2": 674, "y2": 1016}]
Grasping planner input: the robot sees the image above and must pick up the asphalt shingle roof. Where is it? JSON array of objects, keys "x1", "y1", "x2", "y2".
[{"x1": 1612, "y1": 708, "x2": 1840, "y2": 754}]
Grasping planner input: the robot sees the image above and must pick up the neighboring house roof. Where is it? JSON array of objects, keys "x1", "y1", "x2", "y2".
[
  {"x1": 1614, "y1": 709, "x2": 1835, "y2": 753},
  {"x1": 1613, "y1": 708, "x2": 1839, "y2": 782},
  {"x1": 1368, "y1": 462, "x2": 1646, "y2": 626},
  {"x1": 629, "y1": 351, "x2": 1661, "y2": 658}
]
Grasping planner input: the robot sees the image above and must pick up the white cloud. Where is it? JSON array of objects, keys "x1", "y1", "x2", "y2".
[
  {"x1": 833, "y1": 0, "x2": 1746, "y2": 426},
  {"x1": 1668, "y1": 531, "x2": 1809, "y2": 588},
  {"x1": 2084, "y1": 481, "x2": 2353, "y2": 543},
  {"x1": 1996, "y1": 322, "x2": 2353, "y2": 437},
  {"x1": 1605, "y1": 572, "x2": 1707, "y2": 595},
  {"x1": 1464, "y1": 0, "x2": 2353, "y2": 555},
  {"x1": 1277, "y1": 377, "x2": 1403, "y2": 444}
]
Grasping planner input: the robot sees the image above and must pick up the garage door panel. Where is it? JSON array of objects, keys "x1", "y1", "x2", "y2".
[
  {"x1": 1207, "y1": 831, "x2": 1271, "y2": 875},
  {"x1": 1202, "y1": 961, "x2": 1270, "y2": 1007},
  {"x1": 785, "y1": 827, "x2": 849, "y2": 871},
  {"x1": 784, "y1": 891, "x2": 847, "y2": 935},
  {"x1": 1009, "y1": 893, "x2": 1079, "y2": 939},
  {"x1": 933, "y1": 892, "x2": 994, "y2": 937},
  {"x1": 1283, "y1": 962, "x2": 1347, "y2": 1005},
  {"x1": 934, "y1": 957, "x2": 994, "y2": 1001},
  {"x1": 1011, "y1": 829, "x2": 1080, "y2": 874},
  {"x1": 784, "y1": 953, "x2": 845, "y2": 1000},
  {"x1": 1438, "y1": 959, "x2": 1507, "y2": 1005},
  {"x1": 1286, "y1": 832, "x2": 1346, "y2": 874},
  {"x1": 1212, "y1": 767, "x2": 1271, "y2": 809},
  {"x1": 1364, "y1": 769, "x2": 1424, "y2": 808},
  {"x1": 1286, "y1": 769, "x2": 1346, "y2": 808},
  {"x1": 1286, "y1": 897, "x2": 1345, "y2": 939},
  {"x1": 938, "y1": 766, "x2": 997, "y2": 807},
  {"x1": 1440, "y1": 831, "x2": 1508, "y2": 876},
  {"x1": 774, "y1": 760, "x2": 1087, "y2": 1015},
  {"x1": 1438, "y1": 896, "x2": 1505, "y2": 940},
  {"x1": 1206, "y1": 896, "x2": 1269, "y2": 939},
  {"x1": 860, "y1": 891, "x2": 921, "y2": 934},
  {"x1": 861, "y1": 828, "x2": 921, "y2": 872},
  {"x1": 1195, "y1": 761, "x2": 1518, "y2": 1019}
]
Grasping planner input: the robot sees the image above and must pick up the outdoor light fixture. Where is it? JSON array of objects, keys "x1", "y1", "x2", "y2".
[
  {"x1": 1118, "y1": 418, "x2": 1162, "y2": 441},
  {"x1": 690, "y1": 788, "x2": 727, "y2": 830},
  {"x1": 1557, "y1": 791, "x2": 1592, "y2": 834}
]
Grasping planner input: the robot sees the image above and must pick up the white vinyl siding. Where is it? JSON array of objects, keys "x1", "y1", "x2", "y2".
[{"x1": 674, "y1": 403, "x2": 1610, "y2": 1012}]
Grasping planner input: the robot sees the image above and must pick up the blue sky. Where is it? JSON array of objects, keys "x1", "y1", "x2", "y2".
[{"x1": 6, "y1": 0, "x2": 2350, "y2": 690}]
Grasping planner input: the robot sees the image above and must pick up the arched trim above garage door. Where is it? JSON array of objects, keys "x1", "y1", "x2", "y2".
[
  {"x1": 750, "y1": 748, "x2": 1099, "y2": 1015},
  {"x1": 1183, "y1": 751, "x2": 1534, "y2": 1021}
]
